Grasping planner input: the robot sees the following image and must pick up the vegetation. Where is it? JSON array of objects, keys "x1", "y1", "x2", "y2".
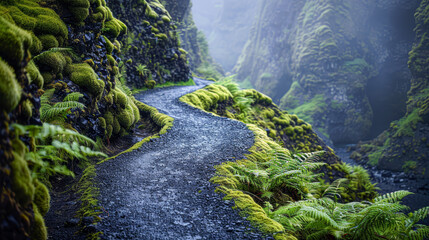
[{"x1": 181, "y1": 82, "x2": 429, "y2": 240}]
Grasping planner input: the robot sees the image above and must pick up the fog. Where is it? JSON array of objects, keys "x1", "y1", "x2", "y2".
[
  {"x1": 191, "y1": 0, "x2": 259, "y2": 72},
  {"x1": 190, "y1": 0, "x2": 421, "y2": 143}
]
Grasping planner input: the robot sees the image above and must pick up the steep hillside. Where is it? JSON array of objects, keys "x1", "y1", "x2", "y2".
[
  {"x1": 351, "y1": 0, "x2": 429, "y2": 177},
  {"x1": 235, "y1": 0, "x2": 420, "y2": 143}
]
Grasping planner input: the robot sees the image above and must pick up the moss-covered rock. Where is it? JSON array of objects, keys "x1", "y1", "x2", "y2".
[
  {"x1": 0, "y1": 16, "x2": 32, "y2": 67},
  {"x1": 26, "y1": 60, "x2": 44, "y2": 88},
  {"x1": 10, "y1": 138, "x2": 34, "y2": 207},
  {"x1": 67, "y1": 63, "x2": 105, "y2": 98},
  {"x1": 30, "y1": 206, "x2": 48, "y2": 240},
  {"x1": 33, "y1": 179, "x2": 50, "y2": 216},
  {"x1": 0, "y1": 57, "x2": 22, "y2": 112}
]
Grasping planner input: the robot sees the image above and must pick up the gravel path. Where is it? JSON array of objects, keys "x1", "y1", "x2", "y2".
[{"x1": 96, "y1": 79, "x2": 269, "y2": 239}]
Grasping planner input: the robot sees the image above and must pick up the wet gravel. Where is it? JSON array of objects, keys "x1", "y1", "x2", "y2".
[{"x1": 96, "y1": 79, "x2": 271, "y2": 239}]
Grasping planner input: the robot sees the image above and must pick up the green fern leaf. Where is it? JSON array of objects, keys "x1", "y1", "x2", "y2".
[
  {"x1": 374, "y1": 190, "x2": 413, "y2": 203},
  {"x1": 63, "y1": 92, "x2": 83, "y2": 102}
]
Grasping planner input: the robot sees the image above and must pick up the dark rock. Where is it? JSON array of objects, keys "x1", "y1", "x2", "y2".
[{"x1": 64, "y1": 218, "x2": 80, "y2": 227}]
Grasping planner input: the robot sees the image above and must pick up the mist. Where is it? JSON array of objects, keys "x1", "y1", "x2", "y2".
[{"x1": 191, "y1": 0, "x2": 259, "y2": 72}]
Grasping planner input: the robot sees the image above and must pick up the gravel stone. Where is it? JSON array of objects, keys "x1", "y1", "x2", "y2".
[{"x1": 96, "y1": 79, "x2": 272, "y2": 239}]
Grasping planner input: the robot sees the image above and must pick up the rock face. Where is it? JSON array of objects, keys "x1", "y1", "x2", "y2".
[
  {"x1": 234, "y1": 0, "x2": 420, "y2": 144},
  {"x1": 192, "y1": 0, "x2": 260, "y2": 72},
  {"x1": 168, "y1": 1, "x2": 224, "y2": 79},
  {"x1": 109, "y1": 0, "x2": 191, "y2": 88},
  {"x1": 351, "y1": 0, "x2": 429, "y2": 177}
]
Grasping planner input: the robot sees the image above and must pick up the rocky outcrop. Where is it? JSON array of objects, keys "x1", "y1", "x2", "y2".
[
  {"x1": 351, "y1": 0, "x2": 429, "y2": 177},
  {"x1": 234, "y1": 0, "x2": 420, "y2": 144},
  {"x1": 174, "y1": 1, "x2": 224, "y2": 79}
]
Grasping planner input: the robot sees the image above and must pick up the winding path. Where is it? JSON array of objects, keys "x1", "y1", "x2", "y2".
[{"x1": 96, "y1": 79, "x2": 268, "y2": 239}]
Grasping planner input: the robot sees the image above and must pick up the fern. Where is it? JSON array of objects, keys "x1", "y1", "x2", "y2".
[
  {"x1": 374, "y1": 190, "x2": 413, "y2": 203},
  {"x1": 63, "y1": 92, "x2": 84, "y2": 102},
  {"x1": 12, "y1": 123, "x2": 107, "y2": 180},
  {"x1": 40, "y1": 91, "x2": 85, "y2": 123},
  {"x1": 135, "y1": 64, "x2": 150, "y2": 78}
]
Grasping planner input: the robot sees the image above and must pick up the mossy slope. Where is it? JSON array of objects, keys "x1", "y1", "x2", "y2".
[
  {"x1": 180, "y1": 83, "x2": 377, "y2": 239},
  {"x1": 0, "y1": 12, "x2": 49, "y2": 239}
]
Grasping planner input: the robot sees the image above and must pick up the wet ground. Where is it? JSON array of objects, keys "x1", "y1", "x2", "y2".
[
  {"x1": 96, "y1": 79, "x2": 270, "y2": 239},
  {"x1": 335, "y1": 144, "x2": 429, "y2": 225}
]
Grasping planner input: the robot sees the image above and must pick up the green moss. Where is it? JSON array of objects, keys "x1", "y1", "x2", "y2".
[
  {"x1": 0, "y1": 16, "x2": 32, "y2": 67},
  {"x1": 180, "y1": 85, "x2": 233, "y2": 112},
  {"x1": 145, "y1": 80, "x2": 156, "y2": 89},
  {"x1": 106, "y1": 54, "x2": 116, "y2": 66},
  {"x1": 30, "y1": 206, "x2": 48, "y2": 240},
  {"x1": 98, "y1": 117, "x2": 106, "y2": 129},
  {"x1": 38, "y1": 34, "x2": 58, "y2": 50},
  {"x1": 221, "y1": 188, "x2": 287, "y2": 235},
  {"x1": 103, "y1": 36, "x2": 114, "y2": 54},
  {"x1": 21, "y1": 99, "x2": 33, "y2": 120},
  {"x1": 33, "y1": 179, "x2": 50, "y2": 216},
  {"x1": 392, "y1": 109, "x2": 422, "y2": 137},
  {"x1": 117, "y1": 100, "x2": 140, "y2": 130},
  {"x1": 10, "y1": 138, "x2": 34, "y2": 207},
  {"x1": 29, "y1": 33, "x2": 42, "y2": 55},
  {"x1": 112, "y1": 117, "x2": 121, "y2": 135},
  {"x1": 58, "y1": 0, "x2": 90, "y2": 22},
  {"x1": 67, "y1": 63, "x2": 105, "y2": 97},
  {"x1": 289, "y1": 94, "x2": 326, "y2": 124},
  {"x1": 155, "y1": 33, "x2": 168, "y2": 41},
  {"x1": 26, "y1": 60, "x2": 44, "y2": 88},
  {"x1": 161, "y1": 15, "x2": 170, "y2": 23},
  {"x1": 0, "y1": 57, "x2": 22, "y2": 112},
  {"x1": 368, "y1": 149, "x2": 383, "y2": 166},
  {"x1": 34, "y1": 15, "x2": 67, "y2": 39},
  {"x1": 9, "y1": 6, "x2": 37, "y2": 30},
  {"x1": 113, "y1": 88, "x2": 127, "y2": 108},
  {"x1": 273, "y1": 117, "x2": 290, "y2": 127},
  {"x1": 34, "y1": 51, "x2": 67, "y2": 75},
  {"x1": 103, "y1": 19, "x2": 127, "y2": 38},
  {"x1": 145, "y1": 4, "x2": 159, "y2": 19},
  {"x1": 403, "y1": 161, "x2": 418, "y2": 173}
]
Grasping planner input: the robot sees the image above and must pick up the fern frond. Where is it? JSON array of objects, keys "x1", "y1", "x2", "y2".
[
  {"x1": 374, "y1": 190, "x2": 413, "y2": 203},
  {"x1": 407, "y1": 226, "x2": 429, "y2": 240},
  {"x1": 63, "y1": 92, "x2": 83, "y2": 102},
  {"x1": 406, "y1": 207, "x2": 429, "y2": 227},
  {"x1": 53, "y1": 101, "x2": 85, "y2": 110},
  {"x1": 299, "y1": 206, "x2": 341, "y2": 229},
  {"x1": 40, "y1": 89, "x2": 55, "y2": 104},
  {"x1": 40, "y1": 91, "x2": 85, "y2": 122}
]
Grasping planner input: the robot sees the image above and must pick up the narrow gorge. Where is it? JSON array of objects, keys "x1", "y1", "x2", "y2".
[{"x1": 0, "y1": 0, "x2": 428, "y2": 240}]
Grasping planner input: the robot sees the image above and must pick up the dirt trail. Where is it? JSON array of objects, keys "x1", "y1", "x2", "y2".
[{"x1": 96, "y1": 79, "x2": 269, "y2": 239}]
